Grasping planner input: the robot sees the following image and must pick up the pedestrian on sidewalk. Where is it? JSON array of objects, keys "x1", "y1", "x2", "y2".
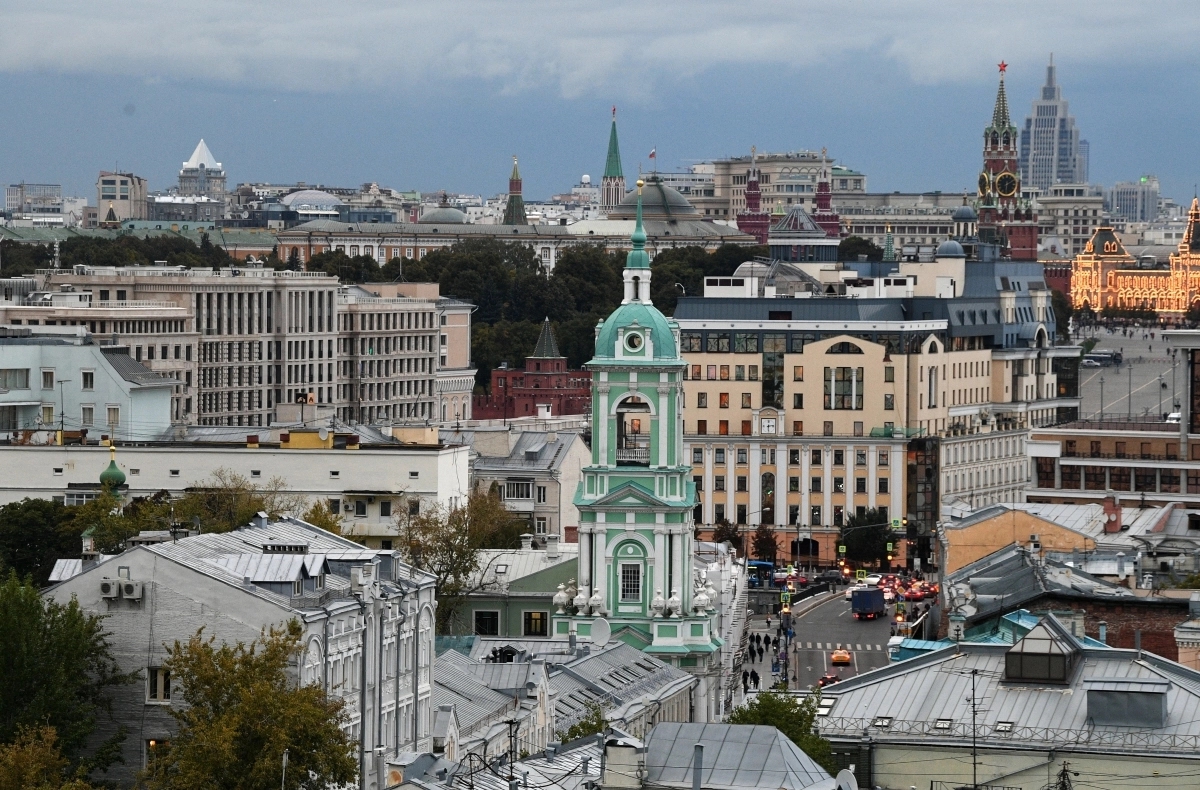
[
  {"x1": 742, "y1": 670, "x2": 749, "y2": 694},
  {"x1": 750, "y1": 669, "x2": 760, "y2": 690}
]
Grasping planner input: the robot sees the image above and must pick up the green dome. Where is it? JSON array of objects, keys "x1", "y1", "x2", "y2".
[
  {"x1": 593, "y1": 303, "x2": 678, "y2": 362},
  {"x1": 99, "y1": 448, "x2": 126, "y2": 488}
]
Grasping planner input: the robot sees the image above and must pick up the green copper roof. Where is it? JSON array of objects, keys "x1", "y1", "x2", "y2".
[
  {"x1": 626, "y1": 182, "x2": 649, "y2": 269},
  {"x1": 531, "y1": 318, "x2": 562, "y2": 358},
  {"x1": 592, "y1": 302, "x2": 677, "y2": 362},
  {"x1": 502, "y1": 194, "x2": 527, "y2": 225},
  {"x1": 604, "y1": 116, "x2": 623, "y2": 179}
]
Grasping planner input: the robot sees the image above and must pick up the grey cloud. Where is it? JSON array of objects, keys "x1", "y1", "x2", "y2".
[{"x1": 2, "y1": 0, "x2": 1199, "y2": 97}]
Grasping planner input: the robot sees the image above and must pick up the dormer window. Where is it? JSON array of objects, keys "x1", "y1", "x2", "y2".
[
  {"x1": 625, "y1": 332, "x2": 643, "y2": 351},
  {"x1": 1004, "y1": 621, "x2": 1080, "y2": 683}
]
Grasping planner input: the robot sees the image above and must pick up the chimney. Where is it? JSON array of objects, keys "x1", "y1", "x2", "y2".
[
  {"x1": 1117, "y1": 552, "x2": 1127, "y2": 581},
  {"x1": 520, "y1": 533, "x2": 533, "y2": 550},
  {"x1": 546, "y1": 534, "x2": 560, "y2": 559},
  {"x1": 1103, "y1": 496, "x2": 1122, "y2": 533},
  {"x1": 693, "y1": 744, "x2": 703, "y2": 790},
  {"x1": 1190, "y1": 592, "x2": 1200, "y2": 621}
]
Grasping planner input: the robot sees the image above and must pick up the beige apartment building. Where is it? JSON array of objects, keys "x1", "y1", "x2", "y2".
[
  {"x1": 42, "y1": 265, "x2": 340, "y2": 427},
  {"x1": 690, "y1": 151, "x2": 867, "y2": 219},
  {"x1": 336, "y1": 285, "x2": 438, "y2": 424},
  {"x1": 1034, "y1": 183, "x2": 1106, "y2": 257},
  {"x1": 95, "y1": 172, "x2": 148, "y2": 222}
]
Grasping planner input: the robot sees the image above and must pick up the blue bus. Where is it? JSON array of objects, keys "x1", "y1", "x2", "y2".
[{"x1": 747, "y1": 560, "x2": 774, "y2": 588}]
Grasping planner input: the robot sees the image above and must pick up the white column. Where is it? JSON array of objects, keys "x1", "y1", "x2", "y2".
[
  {"x1": 822, "y1": 445, "x2": 832, "y2": 525},
  {"x1": 593, "y1": 514, "x2": 606, "y2": 610},
  {"x1": 801, "y1": 443, "x2": 810, "y2": 528},
  {"x1": 654, "y1": 526, "x2": 666, "y2": 598},
  {"x1": 703, "y1": 445, "x2": 714, "y2": 525},
  {"x1": 867, "y1": 443, "x2": 877, "y2": 510},
  {"x1": 776, "y1": 442, "x2": 787, "y2": 527},
  {"x1": 579, "y1": 523, "x2": 591, "y2": 588},
  {"x1": 749, "y1": 442, "x2": 761, "y2": 526},
  {"x1": 597, "y1": 382, "x2": 610, "y2": 466},
  {"x1": 657, "y1": 380, "x2": 669, "y2": 468}
]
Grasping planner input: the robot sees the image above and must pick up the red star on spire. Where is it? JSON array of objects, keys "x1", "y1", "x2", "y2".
[{"x1": 998, "y1": 61, "x2": 1008, "y2": 74}]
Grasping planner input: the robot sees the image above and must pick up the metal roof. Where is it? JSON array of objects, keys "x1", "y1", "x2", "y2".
[
  {"x1": 472, "y1": 546, "x2": 579, "y2": 588},
  {"x1": 550, "y1": 642, "x2": 695, "y2": 731},
  {"x1": 433, "y1": 650, "x2": 517, "y2": 733},
  {"x1": 816, "y1": 617, "x2": 1200, "y2": 755},
  {"x1": 471, "y1": 431, "x2": 583, "y2": 474},
  {"x1": 643, "y1": 723, "x2": 833, "y2": 790},
  {"x1": 99, "y1": 347, "x2": 175, "y2": 387}
]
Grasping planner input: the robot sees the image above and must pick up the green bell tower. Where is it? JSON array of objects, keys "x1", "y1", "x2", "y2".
[{"x1": 560, "y1": 179, "x2": 718, "y2": 675}]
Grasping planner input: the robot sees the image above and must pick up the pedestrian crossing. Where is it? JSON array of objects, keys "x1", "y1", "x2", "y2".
[{"x1": 797, "y1": 642, "x2": 885, "y2": 651}]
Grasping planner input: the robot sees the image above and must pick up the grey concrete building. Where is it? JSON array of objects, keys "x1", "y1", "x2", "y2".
[
  {"x1": 177, "y1": 139, "x2": 227, "y2": 209},
  {"x1": 1019, "y1": 57, "x2": 1089, "y2": 191},
  {"x1": 45, "y1": 516, "x2": 438, "y2": 790}
]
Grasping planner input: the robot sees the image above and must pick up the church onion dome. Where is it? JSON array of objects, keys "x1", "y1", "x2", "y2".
[
  {"x1": 280, "y1": 189, "x2": 344, "y2": 210},
  {"x1": 418, "y1": 205, "x2": 470, "y2": 224},
  {"x1": 936, "y1": 239, "x2": 967, "y2": 258},
  {"x1": 608, "y1": 175, "x2": 699, "y2": 221},
  {"x1": 99, "y1": 446, "x2": 126, "y2": 488},
  {"x1": 952, "y1": 204, "x2": 978, "y2": 222}
]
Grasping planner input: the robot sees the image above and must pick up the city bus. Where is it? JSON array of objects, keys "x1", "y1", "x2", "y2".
[
  {"x1": 746, "y1": 560, "x2": 774, "y2": 588},
  {"x1": 1083, "y1": 350, "x2": 1123, "y2": 367}
]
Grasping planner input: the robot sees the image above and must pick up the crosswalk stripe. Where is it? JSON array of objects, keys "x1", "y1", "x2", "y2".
[
  {"x1": 876, "y1": 644, "x2": 882, "y2": 651},
  {"x1": 855, "y1": 644, "x2": 862, "y2": 651}
]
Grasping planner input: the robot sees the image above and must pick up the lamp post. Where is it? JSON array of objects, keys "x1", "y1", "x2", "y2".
[
  {"x1": 1099, "y1": 376, "x2": 1105, "y2": 421},
  {"x1": 1127, "y1": 361, "x2": 1133, "y2": 420},
  {"x1": 56, "y1": 379, "x2": 72, "y2": 442},
  {"x1": 1159, "y1": 373, "x2": 1165, "y2": 418}
]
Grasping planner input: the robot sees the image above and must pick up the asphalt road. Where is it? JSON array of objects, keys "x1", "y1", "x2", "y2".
[
  {"x1": 1074, "y1": 329, "x2": 1184, "y2": 420},
  {"x1": 742, "y1": 590, "x2": 895, "y2": 691}
]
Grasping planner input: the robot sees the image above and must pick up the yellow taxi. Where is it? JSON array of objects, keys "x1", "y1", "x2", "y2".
[{"x1": 830, "y1": 649, "x2": 852, "y2": 665}]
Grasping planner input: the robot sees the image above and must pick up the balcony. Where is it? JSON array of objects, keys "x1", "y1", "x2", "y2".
[{"x1": 616, "y1": 446, "x2": 650, "y2": 465}]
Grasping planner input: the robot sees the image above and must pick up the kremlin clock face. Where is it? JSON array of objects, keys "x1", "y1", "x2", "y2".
[
  {"x1": 996, "y1": 172, "x2": 1018, "y2": 198},
  {"x1": 977, "y1": 172, "x2": 990, "y2": 197}
]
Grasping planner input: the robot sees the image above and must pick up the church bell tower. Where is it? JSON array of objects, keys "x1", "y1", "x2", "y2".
[
  {"x1": 558, "y1": 179, "x2": 719, "y2": 708},
  {"x1": 977, "y1": 62, "x2": 1038, "y2": 260}
]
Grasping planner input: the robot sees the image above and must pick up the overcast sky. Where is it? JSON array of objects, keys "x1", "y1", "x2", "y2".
[{"x1": 3, "y1": 1, "x2": 1199, "y2": 204}]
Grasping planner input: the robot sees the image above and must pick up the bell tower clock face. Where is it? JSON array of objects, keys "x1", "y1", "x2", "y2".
[
  {"x1": 977, "y1": 172, "x2": 990, "y2": 197},
  {"x1": 996, "y1": 172, "x2": 1018, "y2": 198}
]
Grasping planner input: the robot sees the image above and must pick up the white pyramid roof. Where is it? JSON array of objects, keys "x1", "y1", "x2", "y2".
[{"x1": 183, "y1": 139, "x2": 222, "y2": 170}]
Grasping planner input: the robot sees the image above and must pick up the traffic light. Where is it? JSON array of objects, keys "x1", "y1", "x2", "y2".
[{"x1": 895, "y1": 613, "x2": 905, "y2": 622}]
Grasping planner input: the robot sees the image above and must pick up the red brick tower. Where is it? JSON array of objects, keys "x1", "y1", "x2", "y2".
[
  {"x1": 977, "y1": 62, "x2": 1038, "y2": 260},
  {"x1": 736, "y1": 146, "x2": 771, "y2": 244}
]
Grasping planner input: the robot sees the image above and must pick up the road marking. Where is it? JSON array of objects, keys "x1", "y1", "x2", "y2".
[
  {"x1": 806, "y1": 642, "x2": 812, "y2": 649},
  {"x1": 855, "y1": 644, "x2": 862, "y2": 651}
]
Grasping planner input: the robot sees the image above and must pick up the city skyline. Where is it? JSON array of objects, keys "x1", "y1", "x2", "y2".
[{"x1": 2, "y1": 2, "x2": 1198, "y2": 203}]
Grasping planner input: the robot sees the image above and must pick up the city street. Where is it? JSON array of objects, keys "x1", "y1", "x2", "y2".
[
  {"x1": 1074, "y1": 328, "x2": 1184, "y2": 420},
  {"x1": 742, "y1": 590, "x2": 897, "y2": 692}
]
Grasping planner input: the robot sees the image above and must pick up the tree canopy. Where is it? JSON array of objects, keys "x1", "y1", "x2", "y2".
[
  {"x1": 0, "y1": 573, "x2": 132, "y2": 767},
  {"x1": 752, "y1": 525, "x2": 778, "y2": 563},
  {"x1": 140, "y1": 620, "x2": 357, "y2": 790},
  {"x1": 394, "y1": 487, "x2": 524, "y2": 633},
  {"x1": 841, "y1": 508, "x2": 891, "y2": 566},
  {"x1": 837, "y1": 235, "x2": 883, "y2": 262},
  {"x1": 726, "y1": 691, "x2": 833, "y2": 772}
]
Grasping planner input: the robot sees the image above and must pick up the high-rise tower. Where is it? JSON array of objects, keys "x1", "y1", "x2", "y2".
[
  {"x1": 1019, "y1": 55, "x2": 1088, "y2": 191},
  {"x1": 736, "y1": 146, "x2": 770, "y2": 244},
  {"x1": 502, "y1": 156, "x2": 528, "y2": 225},
  {"x1": 601, "y1": 107, "x2": 626, "y2": 214},
  {"x1": 561, "y1": 179, "x2": 719, "y2": 712},
  {"x1": 977, "y1": 63, "x2": 1038, "y2": 260}
]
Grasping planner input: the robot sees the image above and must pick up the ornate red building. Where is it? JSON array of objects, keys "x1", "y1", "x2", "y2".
[
  {"x1": 977, "y1": 62, "x2": 1038, "y2": 260},
  {"x1": 735, "y1": 146, "x2": 770, "y2": 244},
  {"x1": 472, "y1": 319, "x2": 592, "y2": 419},
  {"x1": 810, "y1": 150, "x2": 842, "y2": 238}
]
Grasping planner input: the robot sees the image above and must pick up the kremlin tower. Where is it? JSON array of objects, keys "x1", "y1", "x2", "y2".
[
  {"x1": 977, "y1": 62, "x2": 1038, "y2": 260},
  {"x1": 601, "y1": 107, "x2": 626, "y2": 215},
  {"x1": 502, "y1": 156, "x2": 528, "y2": 225},
  {"x1": 810, "y1": 149, "x2": 842, "y2": 238}
]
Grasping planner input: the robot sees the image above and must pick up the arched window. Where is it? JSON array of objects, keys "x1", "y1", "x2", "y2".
[
  {"x1": 615, "y1": 541, "x2": 646, "y2": 605},
  {"x1": 615, "y1": 395, "x2": 651, "y2": 467},
  {"x1": 760, "y1": 472, "x2": 776, "y2": 530}
]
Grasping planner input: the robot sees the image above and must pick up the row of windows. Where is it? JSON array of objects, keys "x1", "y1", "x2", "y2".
[
  {"x1": 692, "y1": 447, "x2": 890, "y2": 467},
  {"x1": 696, "y1": 474, "x2": 889, "y2": 494},
  {"x1": 692, "y1": 419, "x2": 890, "y2": 437},
  {"x1": 687, "y1": 364, "x2": 895, "y2": 383},
  {"x1": 708, "y1": 502, "x2": 887, "y2": 527}
]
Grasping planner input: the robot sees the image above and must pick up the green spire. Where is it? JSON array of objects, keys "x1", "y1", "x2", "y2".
[
  {"x1": 531, "y1": 317, "x2": 562, "y2": 358},
  {"x1": 991, "y1": 71, "x2": 1012, "y2": 129},
  {"x1": 604, "y1": 109, "x2": 623, "y2": 179},
  {"x1": 883, "y1": 223, "x2": 896, "y2": 262},
  {"x1": 625, "y1": 179, "x2": 649, "y2": 269},
  {"x1": 510, "y1": 156, "x2": 521, "y2": 181}
]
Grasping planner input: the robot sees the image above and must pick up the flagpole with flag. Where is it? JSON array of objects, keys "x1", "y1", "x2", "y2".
[{"x1": 648, "y1": 147, "x2": 656, "y2": 174}]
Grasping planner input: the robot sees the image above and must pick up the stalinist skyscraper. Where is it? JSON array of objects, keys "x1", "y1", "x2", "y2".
[{"x1": 1019, "y1": 56, "x2": 1089, "y2": 191}]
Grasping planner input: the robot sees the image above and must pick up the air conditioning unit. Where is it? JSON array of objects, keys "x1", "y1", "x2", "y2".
[
  {"x1": 121, "y1": 581, "x2": 143, "y2": 601},
  {"x1": 100, "y1": 579, "x2": 119, "y2": 598}
]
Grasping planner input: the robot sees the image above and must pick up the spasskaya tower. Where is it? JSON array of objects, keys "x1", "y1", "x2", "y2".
[{"x1": 977, "y1": 62, "x2": 1038, "y2": 260}]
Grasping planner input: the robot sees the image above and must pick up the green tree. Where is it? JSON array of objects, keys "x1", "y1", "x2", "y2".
[
  {"x1": 0, "y1": 499, "x2": 74, "y2": 586},
  {"x1": 301, "y1": 500, "x2": 345, "y2": 537},
  {"x1": 648, "y1": 244, "x2": 766, "y2": 315},
  {"x1": 556, "y1": 701, "x2": 608, "y2": 743},
  {"x1": 394, "y1": 487, "x2": 524, "y2": 633},
  {"x1": 140, "y1": 621, "x2": 357, "y2": 790},
  {"x1": 172, "y1": 468, "x2": 304, "y2": 534},
  {"x1": 837, "y1": 236, "x2": 883, "y2": 262},
  {"x1": 727, "y1": 691, "x2": 833, "y2": 772},
  {"x1": 841, "y1": 508, "x2": 890, "y2": 566},
  {"x1": 710, "y1": 519, "x2": 742, "y2": 553},
  {"x1": 0, "y1": 572, "x2": 133, "y2": 765},
  {"x1": 1050, "y1": 289, "x2": 1073, "y2": 341},
  {"x1": 0, "y1": 725, "x2": 96, "y2": 790},
  {"x1": 752, "y1": 524, "x2": 778, "y2": 563}
]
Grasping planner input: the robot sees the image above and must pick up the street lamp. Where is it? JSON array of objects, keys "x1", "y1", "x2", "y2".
[
  {"x1": 56, "y1": 379, "x2": 72, "y2": 441},
  {"x1": 1127, "y1": 361, "x2": 1133, "y2": 420},
  {"x1": 1099, "y1": 376, "x2": 1105, "y2": 421},
  {"x1": 1159, "y1": 373, "x2": 1165, "y2": 418}
]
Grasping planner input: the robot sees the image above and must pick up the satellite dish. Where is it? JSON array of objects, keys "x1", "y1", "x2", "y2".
[
  {"x1": 834, "y1": 769, "x2": 859, "y2": 790},
  {"x1": 591, "y1": 617, "x2": 611, "y2": 648},
  {"x1": 318, "y1": 428, "x2": 329, "y2": 441}
]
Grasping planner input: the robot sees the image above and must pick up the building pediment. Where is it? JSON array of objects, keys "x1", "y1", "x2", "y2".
[{"x1": 580, "y1": 480, "x2": 672, "y2": 510}]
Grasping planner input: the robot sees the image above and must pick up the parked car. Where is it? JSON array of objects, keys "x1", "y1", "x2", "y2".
[{"x1": 1081, "y1": 358, "x2": 1102, "y2": 367}]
